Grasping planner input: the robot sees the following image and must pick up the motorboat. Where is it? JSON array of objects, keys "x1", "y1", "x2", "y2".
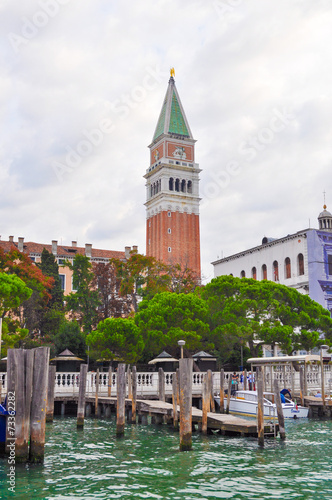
[{"x1": 215, "y1": 390, "x2": 309, "y2": 419}]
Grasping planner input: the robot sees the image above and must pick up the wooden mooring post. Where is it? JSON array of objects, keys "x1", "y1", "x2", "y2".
[
  {"x1": 46, "y1": 364, "x2": 56, "y2": 423},
  {"x1": 95, "y1": 368, "x2": 100, "y2": 416},
  {"x1": 158, "y1": 367, "x2": 165, "y2": 402},
  {"x1": 257, "y1": 368, "x2": 264, "y2": 447},
  {"x1": 116, "y1": 363, "x2": 126, "y2": 436},
  {"x1": 273, "y1": 378, "x2": 285, "y2": 440},
  {"x1": 207, "y1": 370, "x2": 215, "y2": 413},
  {"x1": 131, "y1": 366, "x2": 137, "y2": 424},
  {"x1": 6, "y1": 349, "x2": 34, "y2": 462},
  {"x1": 299, "y1": 367, "x2": 305, "y2": 407},
  {"x1": 201, "y1": 373, "x2": 208, "y2": 435},
  {"x1": 179, "y1": 358, "x2": 193, "y2": 451},
  {"x1": 77, "y1": 364, "x2": 88, "y2": 428},
  {"x1": 225, "y1": 376, "x2": 232, "y2": 414},
  {"x1": 219, "y1": 369, "x2": 225, "y2": 413},
  {"x1": 172, "y1": 372, "x2": 178, "y2": 428},
  {"x1": 108, "y1": 366, "x2": 112, "y2": 397}
]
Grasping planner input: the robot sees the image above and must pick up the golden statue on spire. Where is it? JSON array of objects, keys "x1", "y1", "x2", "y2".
[{"x1": 170, "y1": 67, "x2": 175, "y2": 78}]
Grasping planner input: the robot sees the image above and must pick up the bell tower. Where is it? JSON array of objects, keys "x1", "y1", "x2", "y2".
[{"x1": 144, "y1": 70, "x2": 201, "y2": 277}]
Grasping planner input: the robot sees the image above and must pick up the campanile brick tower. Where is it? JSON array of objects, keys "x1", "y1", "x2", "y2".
[{"x1": 144, "y1": 71, "x2": 201, "y2": 277}]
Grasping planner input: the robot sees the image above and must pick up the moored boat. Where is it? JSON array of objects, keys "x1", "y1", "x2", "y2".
[{"x1": 216, "y1": 390, "x2": 309, "y2": 419}]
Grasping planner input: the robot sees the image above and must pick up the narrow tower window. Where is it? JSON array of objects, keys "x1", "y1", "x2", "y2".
[
  {"x1": 252, "y1": 267, "x2": 257, "y2": 280},
  {"x1": 298, "y1": 253, "x2": 304, "y2": 276},
  {"x1": 169, "y1": 178, "x2": 174, "y2": 191},
  {"x1": 175, "y1": 178, "x2": 180, "y2": 192},
  {"x1": 181, "y1": 179, "x2": 186, "y2": 192},
  {"x1": 285, "y1": 257, "x2": 291, "y2": 279},
  {"x1": 273, "y1": 261, "x2": 279, "y2": 281},
  {"x1": 168, "y1": 228, "x2": 171, "y2": 234},
  {"x1": 187, "y1": 180, "x2": 192, "y2": 193},
  {"x1": 240, "y1": 270, "x2": 245, "y2": 278},
  {"x1": 262, "y1": 264, "x2": 267, "y2": 280}
]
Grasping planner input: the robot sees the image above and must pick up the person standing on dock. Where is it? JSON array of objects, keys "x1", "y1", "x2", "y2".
[{"x1": 231, "y1": 372, "x2": 239, "y2": 395}]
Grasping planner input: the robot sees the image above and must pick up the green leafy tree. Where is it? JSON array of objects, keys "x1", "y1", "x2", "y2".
[
  {"x1": 0, "y1": 272, "x2": 32, "y2": 353},
  {"x1": 38, "y1": 248, "x2": 63, "y2": 309},
  {"x1": 87, "y1": 318, "x2": 144, "y2": 364},
  {"x1": 112, "y1": 253, "x2": 169, "y2": 313},
  {"x1": 0, "y1": 246, "x2": 53, "y2": 334},
  {"x1": 202, "y1": 275, "x2": 332, "y2": 360},
  {"x1": 135, "y1": 292, "x2": 211, "y2": 361},
  {"x1": 53, "y1": 320, "x2": 86, "y2": 358},
  {"x1": 65, "y1": 254, "x2": 100, "y2": 334}
]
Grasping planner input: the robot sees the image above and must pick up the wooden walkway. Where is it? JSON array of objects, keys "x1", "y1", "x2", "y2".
[{"x1": 54, "y1": 395, "x2": 277, "y2": 437}]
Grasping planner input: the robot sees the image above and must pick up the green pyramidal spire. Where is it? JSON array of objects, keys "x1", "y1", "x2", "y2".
[{"x1": 152, "y1": 75, "x2": 193, "y2": 142}]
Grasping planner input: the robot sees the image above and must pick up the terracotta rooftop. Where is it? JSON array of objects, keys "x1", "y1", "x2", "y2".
[{"x1": 0, "y1": 239, "x2": 126, "y2": 260}]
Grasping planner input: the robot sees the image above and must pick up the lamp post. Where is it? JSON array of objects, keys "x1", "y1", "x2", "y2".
[{"x1": 178, "y1": 339, "x2": 185, "y2": 359}]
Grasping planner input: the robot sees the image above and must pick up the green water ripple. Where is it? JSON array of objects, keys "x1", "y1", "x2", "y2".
[{"x1": 0, "y1": 416, "x2": 331, "y2": 499}]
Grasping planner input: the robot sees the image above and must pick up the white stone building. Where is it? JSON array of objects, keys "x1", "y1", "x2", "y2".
[{"x1": 212, "y1": 205, "x2": 332, "y2": 316}]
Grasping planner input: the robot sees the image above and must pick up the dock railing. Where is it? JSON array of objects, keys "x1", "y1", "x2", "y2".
[{"x1": 1, "y1": 365, "x2": 331, "y2": 400}]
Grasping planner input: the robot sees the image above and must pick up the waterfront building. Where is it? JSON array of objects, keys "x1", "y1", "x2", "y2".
[
  {"x1": 212, "y1": 205, "x2": 332, "y2": 316},
  {"x1": 0, "y1": 236, "x2": 134, "y2": 295},
  {"x1": 144, "y1": 70, "x2": 201, "y2": 277}
]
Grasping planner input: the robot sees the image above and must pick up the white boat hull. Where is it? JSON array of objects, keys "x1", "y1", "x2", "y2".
[{"x1": 215, "y1": 391, "x2": 309, "y2": 419}]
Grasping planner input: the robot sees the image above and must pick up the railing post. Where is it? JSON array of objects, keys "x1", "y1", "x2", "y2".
[{"x1": 108, "y1": 366, "x2": 112, "y2": 397}]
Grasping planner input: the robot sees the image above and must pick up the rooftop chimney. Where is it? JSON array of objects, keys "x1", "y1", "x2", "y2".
[
  {"x1": 9, "y1": 236, "x2": 14, "y2": 243},
  {"x1": 125, "y1": 246, "x2": 131, "y2": 259},
  {"x1": 85, "y1": 243, "x2": 92, "y2": 258},
  {"x1": 72, "y1": 241, "x2": 77, "y2": 248},
  {"x1": 132, "y1": 245, "x2": 138, "y2": 254},
  {"x1": 52, "y1": 240, "x2": 58, "y2": 255},
  {"x1": 18, "y1": 237, "x2": 24, "y2": 252}
]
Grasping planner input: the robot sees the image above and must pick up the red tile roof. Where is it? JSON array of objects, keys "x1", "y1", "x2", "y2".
[{"x1": 0, "y1": 239, "x2": 125, "y2": 260}]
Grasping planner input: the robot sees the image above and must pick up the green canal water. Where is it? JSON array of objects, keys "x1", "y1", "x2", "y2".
[{"x1": 0, "y1": 417, "x2": 331, "y2": 500}]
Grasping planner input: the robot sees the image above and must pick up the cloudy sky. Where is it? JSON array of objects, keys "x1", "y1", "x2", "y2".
[{"x1": 1, "y1": 0, "x2": 332, "y2": 282}]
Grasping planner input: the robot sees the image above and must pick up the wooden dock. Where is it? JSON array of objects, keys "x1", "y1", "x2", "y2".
[{"x1": 54, "y1": 395, "x2": 278, "y2": 438}]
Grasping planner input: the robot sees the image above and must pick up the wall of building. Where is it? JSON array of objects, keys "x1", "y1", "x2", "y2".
[{"x1": 213, "y1": 231, "x2": 309, "y2": 294}]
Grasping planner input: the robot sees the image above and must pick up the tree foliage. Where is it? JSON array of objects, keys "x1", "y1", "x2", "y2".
[
  {"x1": 135, "y1": 292, "x2": 211, "y2": 360},
  {"x1": 202, "y1": 275, "x2": 332, "y2": 359},
  {"x1": 65, "y1": 254, "x2": 100, "y2": 333},
  {"x1": 87, "y1": 318, "x2": 144, "y2": 364},
  {"x1": 53, "y1": 320, "x2": 86, "y2": 358},
  {"x1": 92, "y1": 261, "x2": 131, "y2": 320}
]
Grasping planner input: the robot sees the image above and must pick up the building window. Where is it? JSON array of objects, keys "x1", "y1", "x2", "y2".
[
  {"x1": 262, "y1": 264, "x2": 267, "y2": 280},
  {"x1": 168, "y1": 247, "x2": 171, "y2": 252},
  {"x1": 149, "y1": 220, "x2": 151, "y2": 227},
  {"x1": 328, "y1": 255, "x2": 332, "y2": 275},
  {"x1": 273, "y1": 260, "x2": 279, "y2": 281},
  {"x1": 298, "y1": 253, "x2": 304, "y2": 276},
  {"x1": 285, "y1": 257, "x2": 291, "y2": 279},
  {"x1": 58, "y1": 258, "x2": 65, "y2": 265},
  {"x1": 181, "y1": 179, "x2": 186, "y2": 192},
  {"x1": 169, "y1": 177, "x2": 174, "y2": 191},
  {"x1": 168, "y1": 211, "x2": 171, "y2": 217},
  {"x1": 30, "y1": 256, "x2": 36, "y2": 262},
  {"x1": 148, "y1": 239, "x2": 150, "y2": 245},
  {"x1": 240, "y1": 270, "x2": 245, "y2": 278},
  {"x1": 59, "y1": 274, "x2": 65, "y2": 291},
  {"x1": 168, "y1": 228, "x2": 171, "y2": 234},
  {"x1": 187, "y1": 180, "x2": 192, "y2": 193},
  {"x1": 252, "y1": 267, "x2": 257, "y2": 280},
  {"x1": 175, "y1": 178, "x2": 180, "y2": 192}
]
